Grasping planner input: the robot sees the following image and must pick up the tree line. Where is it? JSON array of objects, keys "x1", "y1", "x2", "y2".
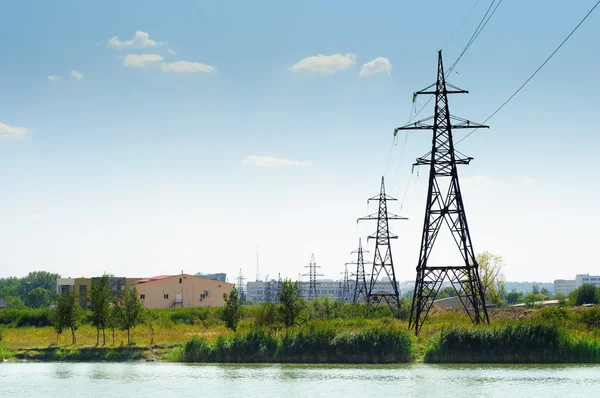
[{"x1": 0, "y1": 271, "x2": 60, "y2": 309}]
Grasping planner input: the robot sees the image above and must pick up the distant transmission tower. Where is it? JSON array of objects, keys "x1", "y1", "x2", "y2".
[
  {"x1": 339, "y1": 264, "x2": 350, "y2": 303},
  {"x1": 302, "y1": 253, "x2": 323, "y2": 300},
  {"x1": 255, "y1": 245, "x2": 260, "y2": 282},
  {"x1": 358, "y1": 177, "x2": 407, "y2": 310},
  {"x1": 347, "y1": 238, "x2": 371, "y2": 303},
  {"x1": 236, "y1": 268, "x2": 246, "y2": 303},
  {"x1": 395, "y1": 50, "x2": 490, "y2": 335}
]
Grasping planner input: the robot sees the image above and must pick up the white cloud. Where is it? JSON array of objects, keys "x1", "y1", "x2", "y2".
[
  {"x1": 0, "y1": 122, "x2": 30, "y2": 138},
  {"x1": 168, "y1": 48, "x2": 176, "y2": 55},
  {"x1": 47, "y1": 75, "x2": 59, "y2": 81},
  {"x1": 290, "y1": 53, "x2": 356, "y2": 74},
  {"x1": 108, "y1": 31, "x2": 160, "y2": 50},
  {"x1": 517, "y1": 176, "x2": 536, "y2": 185},
  {"x1": 160, "y1": 61, "x2": 216, "y2": 73},
  {"x1": 360, "y1": 57, "x2": 392, "y2": 77},
  {"x1": 124, "y1": 54, "x2": 164, "y2": 68},
  {"x1": 71, "y1": 70, "x2": 83, "y2": 80},
  {"x1": 240, "y1": 156, "x2": 313, "y2": 167}
]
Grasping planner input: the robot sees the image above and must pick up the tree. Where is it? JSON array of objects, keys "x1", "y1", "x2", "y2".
[
  {"x1": 6, "y1": 296, "x2": 26, "y2": 310},
  {"x1": 540, "y1": 287, "x2": 550, "y2": 298},
  {"x1": 113, "y1": 286, "x2": 145, "y2": 345},
  {"x1": 52, "y1": 289, "x2": 80, "y2": 344},
  {"x1": 505, "y1": 289, "x2": 522, "y2": 305},
  {"x1": 532, "y1": 283, "x2": 540, "y2": 295},
  {"x1": 524, "y1": 292, "x2": 539, "y2": 308},
  {"x1": 476, "y1": 251, "x2": 505, "y2": 305},
  {"x1": 26, "y1": 287, "x2": 53, "y2": 308},
  {"x1": 146, "y1": 311, "x2": 158, "y2": 345},
  {"x1": 278, "y1": 279, "x2": 305, "y2": 327},
  {"x1": 19, "y1": 271, "x2": 60, "y2": 305},
  {"x1": 436, "y1": 286, "x2": 458, "y2": 299},
  {"x1": 90, "y1": 275, "x2": 112, "y2": 346},
  {"x1": 572, "y1": 284, "x2": 600, "y2": 306},
  {"x1": 221, "y1": 286, "x2": 243, "y2": 331}
]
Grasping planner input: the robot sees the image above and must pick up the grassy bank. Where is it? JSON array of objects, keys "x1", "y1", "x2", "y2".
[
  {"x1": 1, "y1": 305, "x2": 600, "y2": 363},
  {"x1": 424, "y1": 323, "x2": 600, "y2": 363},
  {"x1": 181, "y1": 324, "x2": 414, "y2": 363}
]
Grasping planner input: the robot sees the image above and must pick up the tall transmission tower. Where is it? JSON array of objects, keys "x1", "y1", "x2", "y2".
[
  {"x1": 347, "y1": 238, "x2": 371, "y2": 303},
  {"x1": 255, "y1": 245, "x2": 260, "y2": 282},
  {"x1": 302, "y1": 253, "x2": 323, "y2": 300},
  {"x1": 236, "y1": 268, "x2": 246, "y2": 303},
  {"x1": 358, "y1": 177, "x2": 407, "y2": 310},
  {"x1": 337, "y1": 264, "x2": 350, "y2": 303},
  {"x1": 395, "y1": 50, "x2": 490, "y2": 335}
]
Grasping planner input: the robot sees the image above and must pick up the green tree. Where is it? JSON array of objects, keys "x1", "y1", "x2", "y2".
[
  {"x1": 476, "y1": 251, "x2": 505, "y2": 305},
  {"x1": 540, "y1": 287, "x2": 550, "y2": 298},
  {"x1": 52, "y1": 289, "x2": 80, "y2": 344},
  {"x1": 572, "y1": 284, "x2": 600, "y2": 306},
  {"x1": 220, "y1": 286, "x2": 243, "y2": 331},
  {"x1": 505, "y1": 289, "x2": 522, "y2": 305},
  {"x1": 90, "y1": 275, "x2": 112, "y2": 346},
  {"x1": 554, "y1": 292, "x2": 567, "y2": 307},
  {"x1": 6, "y1": 296, "x2": 26, "y2": 310},
  {"x1": 146, "y1": 311, "x2": 158, "y2": 345},
  {"x1": 19, "y1": 271, "x2": 60, "y2": 304},
  {"x1": 26, "y1": 287, "x2": 53, "y2": 308},
  {"x1": 532, "y1": 283, "x2": 540, "y2": 295},
  {"x1": 436, "y1": 286, "x2": 458, "y2": 299},
  {"x1": 113, "y1": 286, "x2": 145, "y2": 345},
  {"x1": 0, "y1": 277, "x2": 20, "y2": 300},
  {"x1": 524, "y1": 292, "x2": 539, "y2": 308},
  {"x1": 278, "y1": 279, "x2": 306, "y2": 327}
]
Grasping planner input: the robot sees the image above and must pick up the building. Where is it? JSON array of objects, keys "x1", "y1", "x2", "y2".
[
  {"x1": 194, "y1": 272, "x2": 227, "y2": 283},
  {"x1": 246, "y1": 279, "x2": 401, "y2": 303},
  {"x1": 554, "y1": 279, "x2": 577, "y2": 296},
  {"x1": 56, "y1": 277, "x2": 142, "y2": 307},
  {"x1": 134, "y1": 273, "x2": 234, "y2": 309},
  {"x1": 0, "y1": 298, "x2": 7, "y2": 310},
  {"x1": 553, "y1": 274, "x2": 600, "y2": 297}
]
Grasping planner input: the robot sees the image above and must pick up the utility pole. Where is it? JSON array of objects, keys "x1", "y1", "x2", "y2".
[
  {"x1": 347, "y1": 238, "x2": 371, "y2": 303},
  {"x1": 302, "y1": 253, "x2": 323, "y2": 300},
  {"x1": 358, "y1": 177, "x2": 407, "y2": 310},
  {"x1": 395, "y1": 50, "x2": 490, "y2": 335}
]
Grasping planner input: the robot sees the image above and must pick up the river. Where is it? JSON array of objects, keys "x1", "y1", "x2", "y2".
[{"x1": 1, "y1": 362, "x2": 599, "y2": 397}]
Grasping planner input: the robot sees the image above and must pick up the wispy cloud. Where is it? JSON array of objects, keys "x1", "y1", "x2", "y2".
[
  {"x1": 71, "y1": 70, "x2": 83, "y2": 80},
  {"x1": 0, "y1": 122, "x2": 30, "y2": 138},
  {"x1": 108, "y1": 31, "x2": 161, "y2": 50},
  {"x1": 461, "y1": 175, "x2": 503, "y2": 191},
  {"x1": 47, "y1": 75, "x2": 59, "y2": 81},
  {"x1": 241, "y1": 156, "x2": 313, "y2": 167},
  {"x1": 360, "y1": 57, "x2": 392, "y2": 77},
  {"x1": 160, "y1": 61, "x2": 216, "y2": 73},
  {"x1": 124, "y1": 54, "x2": 164, "y2": 68},
  {"x1": 290, "y1": 53, "x2": 356, "y2": 74},
  {"x1": 517, "y1": 176, "x2": 536, "y2": 185},
  {"x1": 168, "y1": 48, "x2": 176, "y2": 55}
]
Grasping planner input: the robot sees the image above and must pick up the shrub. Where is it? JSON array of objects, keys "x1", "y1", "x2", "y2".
[{"x1": 579, "y1": 308, "x2": 600, "y2": 329}]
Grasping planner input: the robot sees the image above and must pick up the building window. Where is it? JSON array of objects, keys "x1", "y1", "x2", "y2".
[
  {"x1": 164, "y1": 294, "x2": 169, "y2": 299},
  {"x1": 179, "y1": 278, "x2": 182, "y2": 284},
  {"x1": 140, "y1": 294, "x2": 145, "y2": 299}
]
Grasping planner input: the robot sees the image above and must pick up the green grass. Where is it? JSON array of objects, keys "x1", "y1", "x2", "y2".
[
  {"x1": 181, "y1": 322, "x2": 414, "y2": 363},
  {"x1": 424, "y1": 322, "x2": 600, "y2": 363}
]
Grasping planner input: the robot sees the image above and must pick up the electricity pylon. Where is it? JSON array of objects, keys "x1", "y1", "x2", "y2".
[
  {"x1": 358, "y1": 177, "x2": 407, "y2": 310},
  {"x1": 302, "y1": 253, "x2": 323, "y2": 300},
  {"x1": 347, "y1": 238, "x2": 371, "y2": 303},
  {"x1": 395, "y1": 50, "x2": 490, "y2": 335}
]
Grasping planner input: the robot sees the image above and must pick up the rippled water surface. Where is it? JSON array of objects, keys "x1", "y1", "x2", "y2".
[{"x1": 1, "y1": 362, "x2": 599, "y2": 397}]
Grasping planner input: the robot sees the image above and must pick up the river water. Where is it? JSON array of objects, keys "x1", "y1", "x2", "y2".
[{"x1": 1, "y1": 362, "x2": 599, "y2": 397}]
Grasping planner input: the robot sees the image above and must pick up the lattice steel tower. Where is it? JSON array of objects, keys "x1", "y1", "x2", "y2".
[
  {"x1": 395, "y1": 50, "x2": 490, "y2": 335},
  {"x1": 302, "y1": 253, "x2": 322, "y2": 300},
  {"x1": 338, "y1": 264, "x2": 350, "y2": 303},
  {"x1": 236, "y1": 268, "x2": 246, "y2": 303},
  {"x1": 358, "y1": 177, "x2": 407, "y2": 310},
  {"x1": 347, "y1": 238, "x2": 370, "y2": 303}
]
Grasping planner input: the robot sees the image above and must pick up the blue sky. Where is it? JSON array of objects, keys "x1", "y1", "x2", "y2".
[{"x1": 0, "y1": 0, "x2": 599, "y2": 283}]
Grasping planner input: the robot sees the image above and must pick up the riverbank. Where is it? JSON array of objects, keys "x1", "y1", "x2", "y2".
[{"x1": 1, "y1": 306, "x2": 599, "y2": 364}]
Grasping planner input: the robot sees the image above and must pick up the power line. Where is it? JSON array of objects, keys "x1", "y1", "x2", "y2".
[
  {"x1": 441, "y1": 0, "x2": 483, "y2": 50},
  {"x1": 455, "y1": 0, "x2": 600, "y2": 146}
]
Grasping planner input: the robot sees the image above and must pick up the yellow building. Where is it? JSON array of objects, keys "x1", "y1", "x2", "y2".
[
  {"x1": 56, "y1": 277, "x2": 142, "y2": 307},
  {"x1": 134, "y1": 274, "x2": 234, "y2": 308}
]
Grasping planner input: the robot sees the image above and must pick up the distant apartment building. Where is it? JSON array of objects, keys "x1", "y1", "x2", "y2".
[
  {"x1": 134, "y1": 274, "x2": 234, "y2": 308},
  {"x1": 553, "y1": 274, "x2": 600, "y2": 296},
  {"x1": 246, "y1": 279, "x2": 401, "y2": 303}
]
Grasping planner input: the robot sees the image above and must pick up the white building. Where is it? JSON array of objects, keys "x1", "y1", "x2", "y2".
[
  {"x1": 553, "y1": 274, "x2": 600, "y2": 296},
  {"x1": 554, "y1": 279, "x2": 577, "y2": 296},
  {"x1": 246, "y1": 279, "x2": 400, "y2": 303}
]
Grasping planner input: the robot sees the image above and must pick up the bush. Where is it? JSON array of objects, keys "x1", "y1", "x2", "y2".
[
  {"x1": 425, "y1": 322, "x2": 600, "y2": 363},
  {"x1": 254, "y1": 303, "x2": 279, "y2": 328},
  {"x1": 579, "y1": 308, "x2": 600, "y2": 329},
  {"x1": 0, "y1": 308, "x2": 53, "y2": 327}
]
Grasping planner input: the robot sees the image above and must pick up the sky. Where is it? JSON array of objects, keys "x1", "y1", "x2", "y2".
[{"x1": 0, "y1": 0, "x2": 599, "y2": 284}]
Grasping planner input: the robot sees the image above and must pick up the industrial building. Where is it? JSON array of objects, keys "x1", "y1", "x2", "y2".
[
  {"x1": 194, "y1": 272, "x2": 227, "y2": 283},
  {"x1": 135, "y1": 274, "x2": 234, "y2": 308},
  {"x1": 56, "y1": 276, "x2": 142, "y2": 308},
  {"x1": 553, "y1": 274, "x2": 600, "y2": 296}
]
